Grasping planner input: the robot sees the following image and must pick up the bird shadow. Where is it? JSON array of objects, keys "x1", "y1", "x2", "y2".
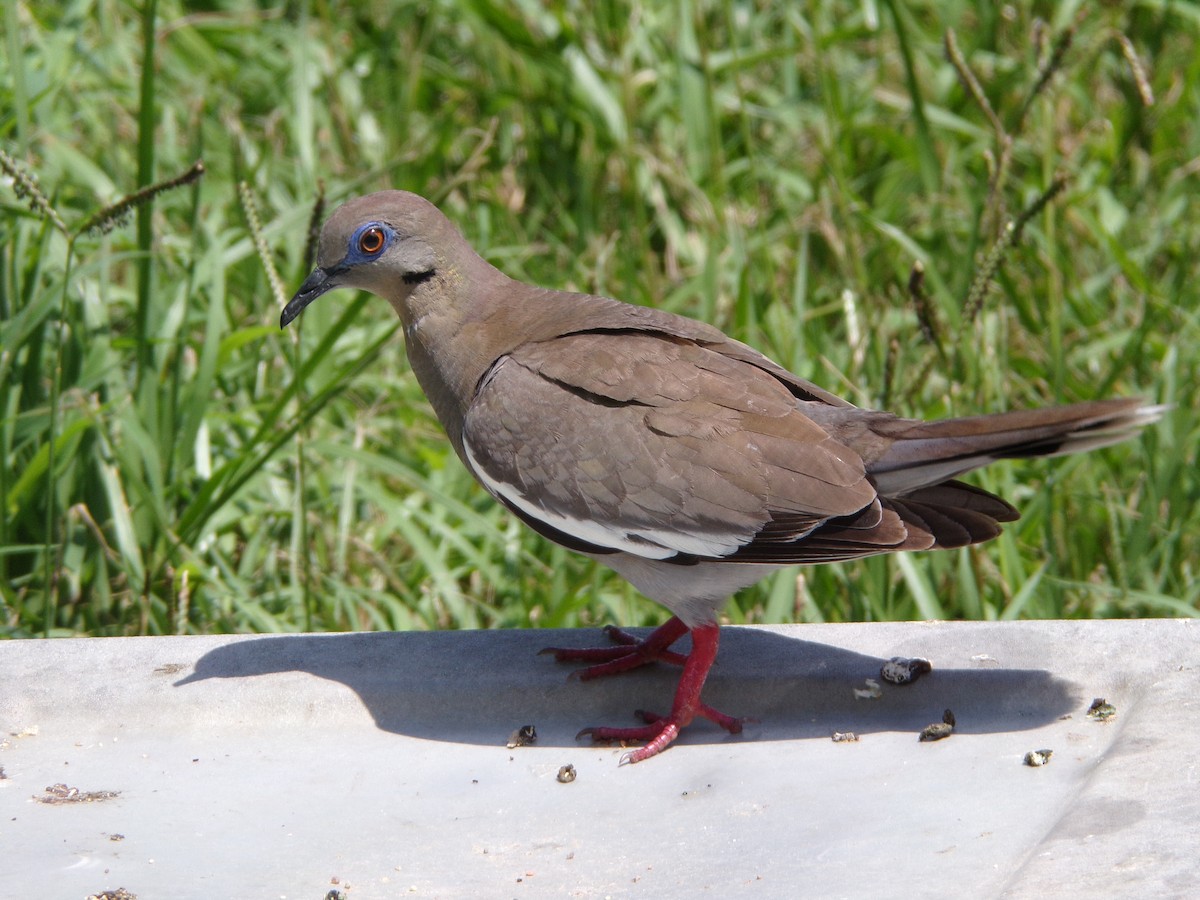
[{"x1": 174, "y1": 627, "x2": 1080, "y2": 749}]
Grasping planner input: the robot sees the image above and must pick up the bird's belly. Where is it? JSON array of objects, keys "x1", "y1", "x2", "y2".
[{"x1": 589, "y1": 551, "x2": 787, "y2": 627}]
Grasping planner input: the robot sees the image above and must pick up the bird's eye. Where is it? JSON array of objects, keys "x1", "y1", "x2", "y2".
[{"x1": 358, "y1": 226, "x2": 386, "y2": 255}]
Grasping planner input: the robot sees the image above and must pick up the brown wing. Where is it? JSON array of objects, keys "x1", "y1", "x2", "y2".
[{"x1": 461, "y1": 330, "x2": 879, "y2": 562}]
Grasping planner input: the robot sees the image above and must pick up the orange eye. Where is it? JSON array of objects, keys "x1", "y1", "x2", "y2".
[{"x1": 358, "y1": 226, "x2": 385, "y2": 255}]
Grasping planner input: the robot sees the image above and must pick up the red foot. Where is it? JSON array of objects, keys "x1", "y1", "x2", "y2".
[
  {"x1": 553, "y1": 621, "x2": 747, "y2": 763},
  {"x1": 540, "y1": 617, "x2": 690, "y2": 679}
]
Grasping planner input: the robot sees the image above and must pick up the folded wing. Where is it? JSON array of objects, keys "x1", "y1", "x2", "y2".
[{"x1": 462, "y1": 330, "x2": 1016, "y2": 565}]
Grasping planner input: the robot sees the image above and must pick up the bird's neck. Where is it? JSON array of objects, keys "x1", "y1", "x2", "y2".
[
  {"x1": 395, "y1": 268, "x2": 634, "y2": 460},
  {"x1": 392, "y1": 272, "x2": 482, "y2": 460}
]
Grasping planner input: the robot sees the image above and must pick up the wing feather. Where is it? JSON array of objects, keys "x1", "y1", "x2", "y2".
[{"x1": 462, "y1": 332, "x2": 876, "y2": 561}]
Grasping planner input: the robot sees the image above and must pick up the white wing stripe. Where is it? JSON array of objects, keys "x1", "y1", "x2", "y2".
[{"x1": 463, "y1": 437, "x2": 741, "y2": 560}]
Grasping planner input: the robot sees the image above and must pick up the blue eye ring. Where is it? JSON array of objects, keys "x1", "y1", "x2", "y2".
[{"x1": 357, "y1": 224, "x2": 387, "y2": 256}]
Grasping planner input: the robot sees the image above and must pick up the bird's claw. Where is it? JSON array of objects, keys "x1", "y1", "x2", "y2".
[
  {"x1": 541, "y1": 618, "x2": 691, "y2": 680},
  {"x1": 576, "y1": 702, "x2": 748, "y2": 762}
]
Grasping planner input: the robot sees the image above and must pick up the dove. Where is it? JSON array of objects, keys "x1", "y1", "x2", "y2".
[{"x1": 281, "y1": 190, "x2": 1160, "y2": 762}]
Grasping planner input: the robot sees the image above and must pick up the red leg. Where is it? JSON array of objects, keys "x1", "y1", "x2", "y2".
[
  {"x1": 540, "y1": 616, "x2": 690, "y2": 679},
  {"x1": 575, "y1": 622, "x2": 745, "y2": 764}
]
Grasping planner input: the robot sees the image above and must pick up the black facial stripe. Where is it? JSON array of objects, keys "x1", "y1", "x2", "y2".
[{"x1": 403, "y1": 268, "x2": 435, "y2": 285}]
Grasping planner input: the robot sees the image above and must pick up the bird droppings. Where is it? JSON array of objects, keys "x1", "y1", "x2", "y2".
[
  {"x1": 1024, "y1": 749, "x2": 1054, "y2": 767},
  {"x1": 1086, "y1": 698, "x2": 1117, "y2": 721},
  {"x1": 880, "y1": 656, "x2": 933, "y2": 685},
  {"x1": 919, "y1": 709, "x2": 956, "y2": 742},
  {"x1": 506, "y1": 724, "x2": 538, "y2": 748},
  {"x1": 919, "y1": 723, "x2": 954, "y2": 742},
  {"x1": 853, "y1": 678, "x2": 883, "y2": 700},
  {"x1": 557, "y1": 764, "x2": 577, "y2": 784},
  {"x1": 831, "y1": 731, "x2": 860, "y2": 743},
  {"x1": 35, "y1": 783, "x2": 121, "y2": 804}
]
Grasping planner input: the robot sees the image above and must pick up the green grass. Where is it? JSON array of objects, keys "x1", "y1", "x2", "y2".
[{"x1": 1, "y1": 1, "x2": 1197, "y2": 639}]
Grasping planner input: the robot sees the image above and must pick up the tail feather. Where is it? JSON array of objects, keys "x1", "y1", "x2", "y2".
[
  {"x1": 714, "y1": 396, "x2": 1160, "y2": 567},
  {"x1": 868, "y1": 399, "x2": 1164, "y2": 495}
]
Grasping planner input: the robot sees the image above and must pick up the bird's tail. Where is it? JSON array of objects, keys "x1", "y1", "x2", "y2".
[{"x1": 868, "y1": 398, "x2": 1165, "y2": 496}]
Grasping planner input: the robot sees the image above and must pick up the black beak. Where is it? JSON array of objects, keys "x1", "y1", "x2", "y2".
[{"x1": 280, "y1": 265, "x2": 341, "y2": 328}]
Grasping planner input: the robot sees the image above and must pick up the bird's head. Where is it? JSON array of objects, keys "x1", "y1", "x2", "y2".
[{"x1": 280, "y1": 190, "x2": 456, "y2": 329}]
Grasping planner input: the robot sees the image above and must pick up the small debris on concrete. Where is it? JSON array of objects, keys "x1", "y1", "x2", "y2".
[
  {"x1": 1086, "y1": 698, "x2": 1117, "y2": 722},
  {"x1": 557, "y1": 764, "x2": 577, "y2": 784},
  {"x1": 35, "y1": 783, "x2": 120, "y2": 804},
  {"x1": 919, "y1": 709, "x2": 956, "y2": 742},
  {"x1": 85, "y1": 890, "x2": 136, "y2": 900},
  {"x1": 506, "y1": 725, "x2": 538, "y2": 748},
  {"x1": 880, "y1": 656, "x2": 932, "y2": 685},
  {"x1": 853, "y1": 678, "x2": 883, "y2": 700},
  {"x1": 1023, "y1": 749, "x2": 1054, "y2": 767},
  {"x1": 831, "y1": 731, "x2": 860, "y2": 743},
  {"x1": 920, "y1": 722, "x2": 954, "y2": 742}
]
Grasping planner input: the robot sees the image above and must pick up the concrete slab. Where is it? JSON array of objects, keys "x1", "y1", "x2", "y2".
[{"x1": 1, "y1": 620, "x2": 1196, "y2": 898}]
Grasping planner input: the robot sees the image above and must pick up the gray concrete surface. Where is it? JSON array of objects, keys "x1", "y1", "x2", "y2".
[{"x1": 1, "y1": 619, "x2": 1196, "y2": 898}]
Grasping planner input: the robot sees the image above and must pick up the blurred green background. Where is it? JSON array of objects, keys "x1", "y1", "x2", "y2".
[{"x1": 2, "y1": 0, "x2": 1196, "y2": 639}]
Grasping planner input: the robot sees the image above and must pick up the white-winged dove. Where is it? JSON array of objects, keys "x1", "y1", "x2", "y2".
[{"x1": 282, "y1": 190, "x2": 1161, "y2": 763}]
